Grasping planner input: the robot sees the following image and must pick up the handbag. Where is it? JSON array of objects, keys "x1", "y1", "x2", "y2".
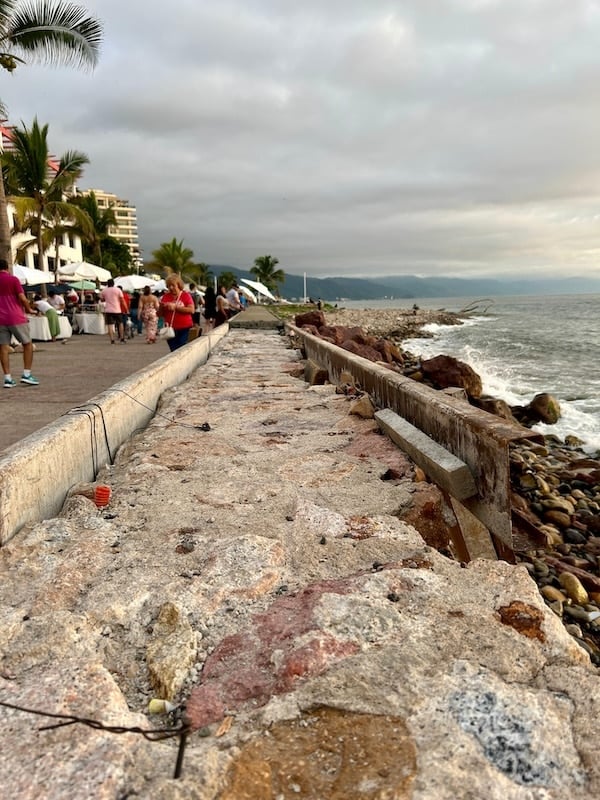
[{"x1": 159, "y1": 291, "x2": 180, "y2": 340}]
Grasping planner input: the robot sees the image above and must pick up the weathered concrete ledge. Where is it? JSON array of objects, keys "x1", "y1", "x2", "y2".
[
  {"x1": 375, "y1": 408, "x2": 477, "y2": 500},
  {"x1": 0, "y1": 324, "x2": 229, "y2": 544},
  {"x1": 288, "y1": 322, "x2": 540, "y2": 555}
]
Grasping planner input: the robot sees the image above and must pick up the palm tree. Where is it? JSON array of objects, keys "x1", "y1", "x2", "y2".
[
  {"x1": 217, "y1": 270, "x2": 237, "y2": 290},
  {"x1": 185, "y1": 261, "x2": 212, "y2": 287},
  {"x1": 0, "y1": 1, "x2": 102, "y2": 266},
  {"x1": 147, "y1": 238, "x2": 195, "y2": 276},
  {"x1": 12, "y1": 196, "x2": 91, "y2": 278},
  {"x1": 251, "y1": 254, "x2": 285, "y2": 294},
  {"x1": 3, "y1": 117, "x2": 89, "y2": 271},
  {"x1": 69, "y1": 190, "x2": 117, "y2": 266}
]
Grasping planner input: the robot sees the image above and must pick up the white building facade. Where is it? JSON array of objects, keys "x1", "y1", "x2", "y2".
[{"x1": 1, "y1": 124, "x2": 84, "y2": 272}]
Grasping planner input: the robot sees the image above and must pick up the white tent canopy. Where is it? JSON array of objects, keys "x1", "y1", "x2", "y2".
[
  {"x1": 240, "y1": 278, "x2": 277, "y2": 302},
  {"x1": 115, "y1": 274, "x2": 157, "y2": 292},
  {"x1": 13, "y1": 265, "x2": 54, "y2": 285},
  {"x1": 238, "y1": 285, "x2": 257, "y2": 303},
  {"x1": 59, "y1": 261, "x2": 112, "y2": 283}
]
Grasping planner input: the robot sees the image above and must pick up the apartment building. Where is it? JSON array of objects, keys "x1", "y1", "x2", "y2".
[{"x1": 81, "y1": 188, "x2": 142, "y2": 270}]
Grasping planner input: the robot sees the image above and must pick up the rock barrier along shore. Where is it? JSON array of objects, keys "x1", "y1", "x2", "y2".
[
  {"x1": 0, "y1": 312, "x2": 599, "y2": 799},
  {"x1": 296, "y1": 307, "x2": 600, "y2": 664}
]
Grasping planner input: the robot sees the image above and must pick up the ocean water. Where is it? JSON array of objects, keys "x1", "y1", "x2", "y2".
[{"x1": 343, "y1": 294, "x2": 600, "y2": 453}]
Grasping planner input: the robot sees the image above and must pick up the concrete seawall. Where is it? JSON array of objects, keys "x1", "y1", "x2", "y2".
[
  {"x1": 0, "y1": 325, "x2": 229, "y2": 544},
  {"x1": 289, "y1": 322, "x2": 541, "y2": 557}
]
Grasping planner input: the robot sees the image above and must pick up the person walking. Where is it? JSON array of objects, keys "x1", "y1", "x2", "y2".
[
  {"x1": 100, "y1": 278, "x2": 126, "y2": 344},
  {"x1": 139, "y1": 286, "x2": 160, "y2": 343},
  {"x1": 225, "y1": 283, "x2": 242, "y2": 316},
  {"x1": 202, "y1": 285, "x2": 217, "y2": 331},
  {"x1": 159, "y1": 274, "x2": 194, "y2": 351},
  {"x1": 188, "y1": 282, "x2": 204, "y2": 326},
  {"x1": 0, "y1": 259, "x2": 39, "y2": 387},
  {"x1": 215, "y1": 285, "x2": 230, "y2": 326},
  {"x1": 130, "y1": 291, "x2": 142, "y2": 335}
]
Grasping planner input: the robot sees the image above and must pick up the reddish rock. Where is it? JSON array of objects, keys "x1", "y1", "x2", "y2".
[
  {"x1": 497, "y1": 601, "x2": 545, "y2": 642},
  {"x1": 185, "y1": 579, "x2": 360, "y2": 730},
  {"x1": 421, "y1": 355, "x2": 483, "y2": 398},
  {"x1": 317, "y1": 325, "x2": 346, "y2": 344},
  {"x1": 295, "y1": 311, "x2": 325, "y2": 329},
  {"x1": 373, "y1": 339, "x2": 404, "y2": 365},
  {"x1": 298, "y1": 324, "x2": 320, "y2": 337},
  {"x1": 473, "y1": 396, "x2": 517, "y2": 422},
  {"x1": 340, "y1": 339, "x2": 383, "y2": 363},
  {"x1": 343, "y1": 327, "x2": 373, "y2": 345},
  {"x1": 400, "y1": 484, "x2": 451, "y2": 551}
]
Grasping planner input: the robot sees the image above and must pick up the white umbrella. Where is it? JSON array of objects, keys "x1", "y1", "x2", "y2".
[
  {"x1": 115, "y1": 274, "x2": 157, "y2": 292},
  {"x1": 13, "y1": 265, "x2": 54, "y2": 285},
  {"x1": 238, "y1": 284, "x2": 257, "y2": 303},
  {"x1": 240, "y1": 277, "x2": 277, "y2": 302},
  {"x1": 59, "y1": 261, "x2": 112, "y2": 282}
]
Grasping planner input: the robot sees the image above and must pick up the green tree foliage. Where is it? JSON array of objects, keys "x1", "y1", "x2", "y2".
[
  {"x1": 0, "y1": 0, "x2": 102, "y2": 265},
  {"x1": 251, "y1": 254, "x2": 285, "y2": 294},
  {"x1": 0, "y1": 0, "x2": 102, "y2": 74},
  {"x1": 187, "y1": 261, "x2": 212, "y2": 288},
  {"x1": 147, "y1": 238, "x2": 195, "y2": 276},
  {"x1": 101, "y1": 236, "x2": 132, "y2": 275},
  {"x1": 69, "y1": 190, "x2": 117, "y2": 266},
  {"x1": 217, "y1": 270, "x2": 237, "y2": 290},
  {"x1": 4, "y1": 118, "x2": 89, "y2": 271}
]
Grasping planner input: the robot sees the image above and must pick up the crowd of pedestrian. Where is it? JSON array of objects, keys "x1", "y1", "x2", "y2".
[{"x1": 0, "y1": 266, "x2": 255, "y2": 387}]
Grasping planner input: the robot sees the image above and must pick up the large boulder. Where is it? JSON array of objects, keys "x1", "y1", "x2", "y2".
[
  {"x1": 421, "y1": 355, "x2": 483, "y2": 398},
  {"x1": 340, "y1": 339, "x2": 383, "y2": 363},
  {"x1": 295, "y1": 311, "x2": 325, "y2": 329},
  {"x1": 512, "y1": 393, "x2": 562, "y2": 427},
  {"x1": 373, "y1": 338, "x2": 404, "y2": 365},
  {"x1": 528, "y1": 393, "x2": 561, "y2": 425},
  {"x1": 473, "y1": 395, "x2": 518, "y2": 423},
  {"x1": 317, "y1": 325, "x2": 347, "y2": 345}
]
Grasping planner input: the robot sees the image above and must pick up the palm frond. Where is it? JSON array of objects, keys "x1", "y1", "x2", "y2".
[{"x1": 6, "y1": 1, "x2": 102, "y2": 70}]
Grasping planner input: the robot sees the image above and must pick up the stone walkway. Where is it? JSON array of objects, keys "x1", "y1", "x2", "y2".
[{"x1": 0, "y1": 329, "x2": 599, "y2": 799}]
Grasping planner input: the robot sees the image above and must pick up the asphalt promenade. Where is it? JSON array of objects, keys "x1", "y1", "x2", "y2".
[
  {"x1": 0, "y1": 329, "x2": 171, "y2": 453},
  {"x1": 0, "y1": 305, "x2": 282, "y2": 454}
]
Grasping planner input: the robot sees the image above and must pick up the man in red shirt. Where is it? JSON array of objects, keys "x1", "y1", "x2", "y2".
[
  {"x1": 100, "y1": 278, "x2": 126, "y2": 344},
  {"x1": 0, "y1": 259, "x2": 39, "y2": 387}
]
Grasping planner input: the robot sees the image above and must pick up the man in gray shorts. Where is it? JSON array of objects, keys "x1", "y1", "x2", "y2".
[{"x1": 0, "y1": 259, "x2": 39, "y2": 387}]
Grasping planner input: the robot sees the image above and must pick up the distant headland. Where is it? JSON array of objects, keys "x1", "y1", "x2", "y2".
[{"x1": 207, "y1": 266, "x2": 600, "y2": 302}]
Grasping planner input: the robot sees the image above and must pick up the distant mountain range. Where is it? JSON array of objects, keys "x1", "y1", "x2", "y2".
[{"x1": 208, "y1": 265, "x2": 600, "y2": 302}]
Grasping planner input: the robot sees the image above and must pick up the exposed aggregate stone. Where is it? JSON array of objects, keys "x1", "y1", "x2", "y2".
[{"x1": 0, "y1": 325, "x2": 599, "y2": 799}]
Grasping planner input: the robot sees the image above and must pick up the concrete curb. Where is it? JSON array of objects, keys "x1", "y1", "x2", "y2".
[{"x1": 0, "y1": 324, "x2": 229, "y2": 544}]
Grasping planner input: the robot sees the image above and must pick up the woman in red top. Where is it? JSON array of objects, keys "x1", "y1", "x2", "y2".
[{"x1": 159, "y1": 274, "x2": 194, "y2": 351}]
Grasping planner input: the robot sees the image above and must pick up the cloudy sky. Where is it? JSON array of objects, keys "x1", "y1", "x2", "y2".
[{"x1": 3, "y1": 0, "x2": 600, "y2": 280}]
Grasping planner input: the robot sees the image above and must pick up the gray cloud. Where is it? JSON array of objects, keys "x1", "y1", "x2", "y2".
[{"x1": 2, "y1": 0, "x2": 600, "y2": 280}]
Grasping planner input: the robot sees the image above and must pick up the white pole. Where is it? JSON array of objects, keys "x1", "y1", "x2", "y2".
[{"x1": 303, "y1": 272, "x2": 307, "y2": 303}]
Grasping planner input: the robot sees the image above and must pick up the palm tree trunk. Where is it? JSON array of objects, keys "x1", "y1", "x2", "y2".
[
  {"x1": 54, "y1": 233, "x2": 62, "y2": 283},
  {"x1": 36, "y1": 218, "x2": 44, "y2": 271},
  {"x1": 0, "y1": 172, "x2": 13, "y2": 268}
]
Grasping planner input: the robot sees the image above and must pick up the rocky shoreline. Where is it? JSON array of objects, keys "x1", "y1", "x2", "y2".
[{"x1": 295, "y1": 307, "x2": 600, "y2": 665}]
